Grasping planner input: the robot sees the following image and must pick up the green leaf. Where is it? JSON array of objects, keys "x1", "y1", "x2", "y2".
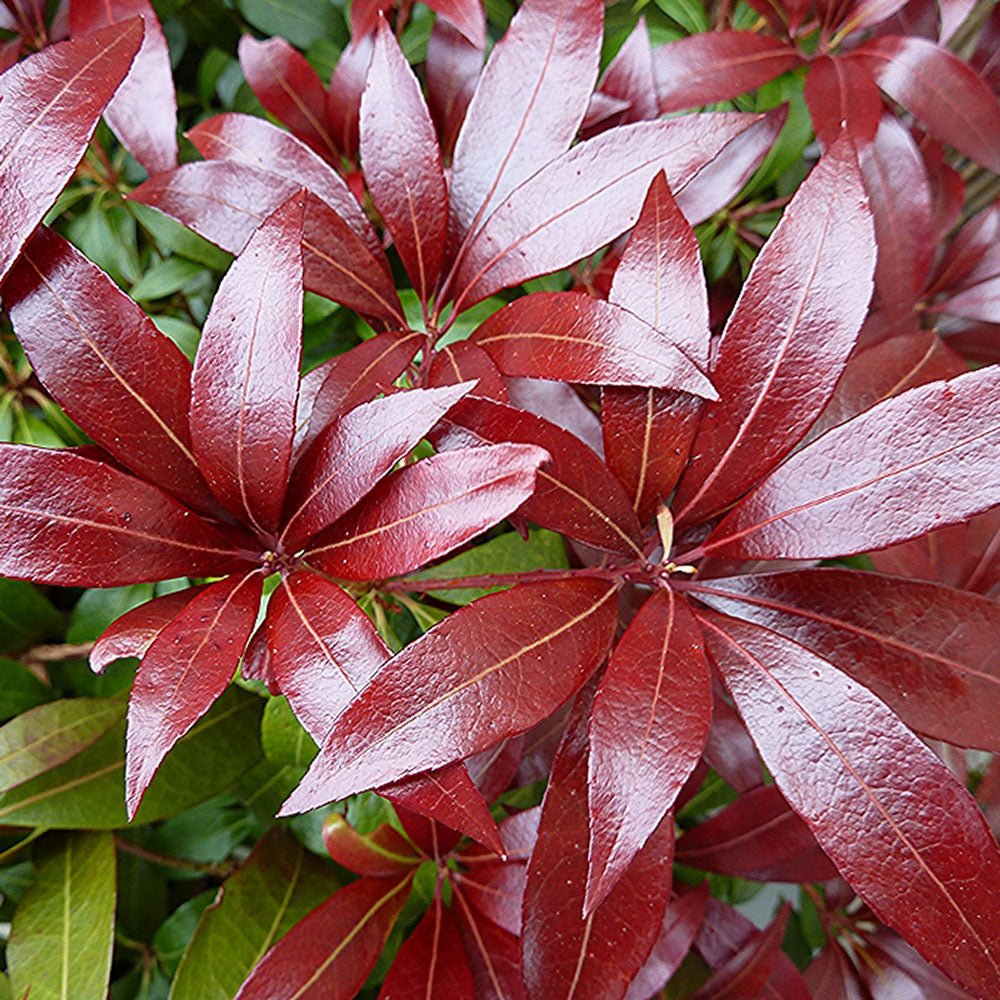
[
  {"x1": 130, "y1": 258, "x2": 204, "y2": 302},
  {"x1": 411, "y1": 529, "x2": 569, "y2": 604},
  {"x1": 0, "y1": 659, "x2": 56, "y2": 720},
  {"x1": 7, "y1": 831, "x2": 117, "y2": 1000},
  {"x1": 169, "y1": 828, "x2": 342, "y2": 1000},
  {"x1": 0, "y1": 580, "x2": 62, "y2": 654},
  {"x1": 236, "y1": 0, "x2": 340, "y2": 48},
  {"x1": 261, "y1": 696, "x2": 318, "y2": 769},
  {"x1": 63, "y1": 201, "x2": 141, "y2": 287},
  {"x1": 0, "y1": 696, "x2": 127, "y2": 793},
  {"x1": 129, "y1": 202, "x2": 232, "y2": 270},
  {"x1": 0, "y1": 689, "x2": 264, "y2": 829},
  {"x1": 66, "y1": 586, "x2": 155, "y2": 644},
  {"x1": 154, "y1": 317, "x2": 202, "y2": 361},
  {"x1": 153, "y1": 891, "x2": 217, "y2": 978},
  {"x1": 148, "y1": 800, "x2": 254, "y2": 872}
]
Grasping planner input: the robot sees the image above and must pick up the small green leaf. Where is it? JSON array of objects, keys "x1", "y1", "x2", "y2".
[
  {"x1": 261, "y1": 696, "x2": 318, "y2": 769},
  {"x1": 236, "y1": 0, "x2": 340, "y2": 48},
  {"x1": 66, "y1": 585, "x2": 155, "y2": 644},
  {"x1": 130, "y1": 258, "x2": 204, "y2": 302},
  {"x1": 153, "y1": 891, "x2": 217, "y2": 978},
  {"x1": 0, "y1": 659, "x2": 56, "y2": 720},
  {"x1": 0, "y1": 580, "x2": 62, "y2": 654},
  {"x1": 8, "y1": 830, "x2": 117, "y2": 1000}
]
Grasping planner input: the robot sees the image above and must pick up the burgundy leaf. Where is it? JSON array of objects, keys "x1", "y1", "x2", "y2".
[
  {"x1": 448, "y1": 0, "x2": 603, "y2": 239},
  {"x1": 701, "y1": 611, "x2": 1000, "y2": 996},
  {"x1": 471, "y1": 292, "x2": 716, "y2": 395},
  {"x1": 581, "y1": 92, "x2": 630, "y2": 133},
  {"x1": 326, "y1": 37, "x2": 373, "y2": 161},
  {"x1": 187, "y1": 114, "x2": 378, "y2": 251},
  {"x1": 804, "y1": 55, "x2": 882, "y2": 149},
  {"x1": 673, "y1": 136, "x2": 876, "y2": 526},
  {"x1": 940, "y1": 246, "x2": 1000, "y2": 325},
  {"x1": 279, "y1": 579, "x2": 618, "y2": 813},
  {"x1": 283, "y1": 384, "x2": 470, "y2": 550},
  {"x1": 425, "y1": 19, "x2": 483, "y2": 158},
  {"x1": 452, "y1": 113, "x2": 776, "y2": 307},
  {"x1": 837, "y1": 0, "x2": 913, "y2": 32},
  {"x1": 306, "y1": 443, "x2": 547, "y2": 580},
  {"x1": 0, "y1": 18, "x2": 141, "y2": 283},
  {"x1": 350, "y1": 0, "x2": 388, "y2": 39},
  {"x1": 803, "y1": 945, "x2": 867, "y2": 1000},
  {"x1": 426, "y1": 0, "x2": 486, "y2": 48},
  {"x1": 453, "y1": 888, "x2": 527, "y2": 1000},
  {"x1": 593, "y1": 18, "x2": 658, "y2": 128},
  {"x1": 237, "y1": 35, "x2": 337, "y2": 162},
  {"x1": 427, "y1": 341, "x2": 508, "y2": 402},
  {"x1": 850, "y1": 37, "x2": 1000, "y2": 172},
  {"x1": 703, "y1": 692, "x2": 763, "y2": 793},
  {"x1": 361, "y1": 21, "x2": 449, "y2": 303},
  {"x1": 235, "y1": 874, "x2": 412, "y2": 1000},
  {"x1": 90, "y1": 587, "x2": 203, "y2": 673},
  {"x1": 191, "y1": 192, "x2": 304, "y2": 533},
  {"x1": 653, "y1": 31, "x2": 800, "y2": 113},
  {"x1": 504, "y1": 379, "x2": 604, "y2": 453},
  {"x1": 689, "y1": 568, "x2": 1000, "y2": 751},
  {"x1": 4, "y1": 227, "x2": 216, "y2": 514},
  {"x1": 437, "y1": 396, "x2": 645, "y2": 556},
  {"x1": 677, "y1": 784, "x2": 837, "y2": 882},
  {"x1": 0, "y1": 445, "x2": 244, "y2": 586},
  {"x1": 522, "y1": 688, "x2": 675, "y2": 998},
  {"x1": 125, "y1": 571, "x2": 262, "y2": 816},
  {"x1": 586, "y1": 589, "x2": 711, "y2": 912},
  {"x1": 705, "y1": 366, "x2": 1000, "y2": 561},
  {"x1": 69, "y1": 0, "x2": 177, "y2": 173},
  {"x1": 0, "y1": 38, "x2": 20, "y2": 72},
  {"x1": 378, "y1": 895, "x2": 476, "y2": 999},
  {"x1": 321, "y1": 813, "x2": 420, "y2": 877},
  {"x1": 455, "y1": 862, "x2": 526, "y2": 935}
]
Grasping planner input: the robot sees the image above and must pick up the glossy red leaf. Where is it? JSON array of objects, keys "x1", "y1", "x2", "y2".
[
  {"x1": 350, "y1": 0, "x2": 388, "y2": 39},
  {"x1": 306, "y1": 443, "x2": 547, "y2": 580},
  {"x1": 425, "y1": 19, "x2": 483, "y2": 158},
  {"x1": 703, "y1": 692, "x2": 763, "y2": 793},
  {"x1": 471, "y1": 292, "x2": 716, "y2": 396},
  {"x1": 453, "y1": 112, "x2": 775, "y2": 307},
  {"x1": 361, "y1": 21, "x2": 449, "y2": 303},
  {"x1": 125, "y1": 571, "x2": 262, "y2": 816},
  {"x1": 235, "y1": 874, "x2": 412, "y2": 1000},
  {"x1": 321, "y1": 813, "x2": 420, "y2": 877},
  {"x1": 940, "y1": 249, "x2": 1000, "y2": 325},
  {"x1": 237, "y1": 35, "x2": 337, "y2": 162},
  {"x1": 804, "y1": 55, "x2": 882, "y2": 149},
  {"x1": 453, "y1": 888, "x2": 527, "y2": 1000},
  {"x1": 455, "y1": 862, "x2": 526, "y2": 935},
  {"x1": 626, "y1": 886, "x2": 710, "y2": 1000},
  {"x1": 653, "y1": 31, "x2": 800, "y2": 113},
  {"x1": 586, "y1": 589, "x2": 711, "y2": 912},
  {"x1": 705, "y1": 366, "x2": 1000, "y2": 561},
  {"x1": 581, "y1": 92, "x2": 630, "y2": 133},
  {"x1": 689, "y1": 568, "x2": 1000, "y2": 751},
  {"x1": 504, "y1": 378, "x2": 604, "y2": 453},
  {"x1": 448, "y1": 0, "x2": 602, "y2": 240},
  {"x1": 131, "y1": 164, "x2": 404, "y2": 324},
  {"x1": 190, "y1": 193, "x2": 304, "y2": 533},
  {"x1": 427, "y1": 341, "x2": 508, "y2": 402},
  {"x1": 0, "y1": 38, "x2": 20, "y2": 72},
  {"x1": 522, "y1": 689, "x2": 675, "y2": 998},
  {"x1": 673, "y1": 136, "x2": 876, "y2": 525},
  {"x1": 803, "y1": 945, "x2": 867, "y2": 1000},
  {"x1": 677, "y1": 784, "x2": 837, "y2": 882},
  {"x1": 378, "y1": 894, "x2": 475, "y2": 999},
  {"x1": 70, "y1": 0, "x2": 176, "y2": 173},
  {"x1": 279, "y1": 579, "x2": 618, "y2": 813},
  {"x1": 283, "y1": 384, "x2": 470, "y2": 550},
  {"x1": 0, "y1": 18, "x2": 141, "y2": 283},
  {"x1": 326, "y1": 37, "x2": 373, "y2": 160},
  {"x1": 90, "y1": 587, "x2": 202, "y2": 673},
  {"x1": 427, "y1": 0, "x2": 486, "y2": 47},
  {"x1": 0, "y1": 445, "x2": 244, "y2": 586},
  {"x1": 187, "y1": 113, "x2": 378, "y2": 251},
  {"x1": 701, "y1": 612, "x2": 1000, "y2": 996},
  {"x1": 928, "y1": 205, "x2": 999, "y2": 299},
  {"x1": 850, "y1": 37, "x2": 1000, "y2": 172},
  {"x1": 593, "y1": 18, "x2": 657, "y2": 128},
  {"x1": 437, "y1": 396, "x2": 645, "y2": 556},
  {"x1": 4, "y1": 227, "x2": 216, "y2": 514}
]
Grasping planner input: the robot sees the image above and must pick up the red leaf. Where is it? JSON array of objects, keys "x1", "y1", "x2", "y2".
[
  {"x1": 804, "y1": 55, "x2": 882, "y2": 149},
  {"x1": 326, "y1": 37, "x2": 373, "y2": 160},
  {"x1": 505, "y1": 379, "x2": 604, "y2": 453},
  {"x1": 454, "y1": 889, "x2": 527, "y2": 1000},
  {"x1": 237, "y1": 35, "x2": 337, "y2": 162},
  {"x1": 653, "y1": 31, "x2": 800, "y2": 113},
  {"x1": 0, "y1": 446, "x2": 244, "y2": 586},
  {"x1": 702, "y1": 691, "x2": 763, "y2": 793},
  {"x1": 436, "y1": 396, "x2": 645, "y2": 556},
  {"x1": 321, "y1": 813, "x2": 420, "y2": 877},
  {"x1": 454, "y1": 862, "x2": 526, "y2": 935},
  {"x1": 426, "y1": 19, "x2": 483, "y2": 158},
  {"x1": 448, "y1": 0, "x2": 603, "y2": 240},
  {"x1": 90, "y1": 588, "x2": 203, "y2": 674},
  {"x1": 282, "y1": 384, "x2": 470, "y2": 550},
  {"x1": 593, "y1": 18, "x2": 658, "y2": 128},
  {"x1": 69, "y1": 0, "x2": 176, "y2": 173},
  {"x1": 689, "y1": 568, "x2": 1000, "y2": 751},
  {"x1": 471, "y1": 292, "x2": 716, "y2": 395},
  {"x1": 234, "y1": 875, "x2": 412, "y2": 999},
  {"x1": 522, "y1": 688, "x2": 675, "y2": 998},
  {"x1": 427, "y1": 341, "x2": 508, "y2": 402},
  {"x1": 361, "y1": 22, "x2": 449, "y2": 303},
  {"x1": 701, "y1": 611, "x2": 1000, "y2": 996},
  {"x1": 677, "y1": 784, "x2": 837, "y2": 882},
  {"x1": 586, "y1": 589, "x2": 711, "y2": 912},
  {"x1": 187, "y1": 113, "x2": 379, "y2": 252},
  {"x1": 125, "y1": 572, "x2": 262, "y2": 816},
  {"x1": 803, "y1": 945, "x2": 867, "y2": 1000},
  {"x1": 131, "y1": 164, "x2": 404, "y2": 324},
  {"x1": 850, "y1": 37, "x2": 1000, "y2": 172},
  {"x1": 378, "y1": 895, "x2": 476, "y2": 999},
  {"x1": 191, "y1": 192, "x2": 304, "y2": 533},
  {"x1": 4, "y1": 228, "x2": 216, "y2": 515},
  {"x1": 350, "y1": 0, "x2": 388, "y2": 39},
  {"x1": 673, "y1": 136, "x2": 876, "y2": 526},
  {"x1": 0, "y1": 18, "x2": 141, "y2": 283},
  {"x1": 306, "y1": 443, "x2": 547, "y2": 580},
  {"x1": 705, "y1": 366, "x2": 1000, "y2": 560},
  {"x1": 279, "y1": 579, "x2": 618, "y2": 813},
  {"x1": 426, "y1": 0, "x2": 486, "y2": 48},
  {"x1": 452, "y1": 113, "x2": 776, "y2": 307}
]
